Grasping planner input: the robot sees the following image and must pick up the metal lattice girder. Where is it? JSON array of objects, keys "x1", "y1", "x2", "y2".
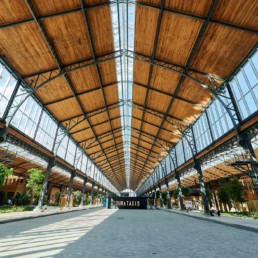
[
  {"x1": 127, "y1": 50, "x2": 222, "y2": 92},
  {"x1": 161, "y1": 159, "x2": 168, "y2": 178},
  {"x1": 130, "y1": 127, "x2": 172, "y2": 148},
  {"x1": 70, "y1": 112, "x2": 176, "y2": 138},
  {"x1": 87, "y1": 131, "x2": 162, "y2": 152},
  {"x1": 129, "y1": 101, "x2": 189, "y2": 130},
  {"x1": 79, "y1": 126, "x2": 124, "y2": 147},
  {"x1": 61, "y1": 101, "x2": 124, "y2": 124},
  {"x1": 133, "y1": 81, "x2": 205, "y2": 108},
  {"x1": 6, "y1": 134, "x2": 49, "y2": 162},
  {"x1": 90, "y1": 141, "x2": 159, "y2": 161}
]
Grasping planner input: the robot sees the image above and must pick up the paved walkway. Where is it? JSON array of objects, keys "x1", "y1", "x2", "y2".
[
  {"x1": 0, "y1": 208, "x2": 258, "y2": 258},
  {"x1": 0, "y1": 205, "x2": 103, "y2": 224},
  {"x1": 159, "y1": 207, "x2": 258, "y2": 233}
]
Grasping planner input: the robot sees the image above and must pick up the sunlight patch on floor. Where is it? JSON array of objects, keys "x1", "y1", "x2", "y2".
[{"x1": 0, "y1": 209, "x2": 117, "y2": 258}]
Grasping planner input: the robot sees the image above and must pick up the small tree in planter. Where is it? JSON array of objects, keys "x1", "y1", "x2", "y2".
[
  {"x1": 0, "y1": 163, "x2": 13, "y2": 189},
  {"x1": 73, "y1": 190, "x2": 82, "y2": 206},
  {"x1": 0, "y1": 163, "x2": 13, "y2": 206},
  {"x1": 228, "y1": 178, "x2": 245, "y2": 209},
  {"x1": 26, "y1": 168, "x2": 44, "y2": 205},
  {"x1": 218, "y1": 184, "x2": 230, "y2": 212}
]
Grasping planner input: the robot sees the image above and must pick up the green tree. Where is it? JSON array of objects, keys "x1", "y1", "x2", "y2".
[
  {"x1": 73, "y1": 190, "x2": 82, "y2": 206},
  {"x1": 26, "y1": 168, "x2": 44, "y2": 203},
  {"x1": 205, "y1": 187, "x2": 213, "y2": 207},
  {"x1": 228, "y1": 178, "x2": 245, "y2": 207},
  {"x1": 0, "y1": 163, "x2": 13, "y2": 189},
  {"x1": 161, "y1": 192, "x2": 167, "y2": 205},
  {"x1": 156, "y1": 190, "x2": 160, "y2": 199},
  {"x1": 217, "y1": 184, "x2": 230, "y2": 211},
  {"x1": 173, "y1": 187, "x2": 190, "y2": 199}
]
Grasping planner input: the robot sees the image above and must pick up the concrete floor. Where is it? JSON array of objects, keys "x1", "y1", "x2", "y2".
[{"x1": 0, "y1": 208, "x2": 257, "y2": 258}]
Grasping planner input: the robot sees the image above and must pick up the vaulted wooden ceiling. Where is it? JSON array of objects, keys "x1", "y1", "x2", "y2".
[{"x1": 0, "y1": 0, "x2": 257, "y2": 191}]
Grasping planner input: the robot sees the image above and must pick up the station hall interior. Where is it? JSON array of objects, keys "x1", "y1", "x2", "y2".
[{"x1": 0, "y1": 1, "x2": 258, "y2": 257}]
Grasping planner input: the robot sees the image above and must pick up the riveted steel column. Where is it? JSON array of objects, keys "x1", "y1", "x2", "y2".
[
  {"x1": 175, "y1": 172, "x2": 184, "y2": 210},
  {"x1": 158, "y1": 183, "x2": 163, "y2": 208},
  {"x1": 35, "y1": 158, "x2": 55, "y2": 210},
  {"x1": 66, "y1": 171, "x2": 75, "y2": 208},
  {"x1": 165, "y1": 178, "x2": 172, "y2": 209},
  {"x1": 90, "y1": 182, "x2": 95, "y2": 205},
  {"x1": 194, "y1": 160, "x2": 209, "y2": 213},
  {"x1": 79, "y1": 177, "x2": 87, "y2": 207}
]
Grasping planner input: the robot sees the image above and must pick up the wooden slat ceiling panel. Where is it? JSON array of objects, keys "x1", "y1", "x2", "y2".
[
  {"x1": 35, "y1": 77, "x2": 72, "y2": 104},
  {"x1": 190, "y1": 24, "x2": 258, "y2": 78},
  {"x1": 74, "y1": 128, "x2": 94, "y2": 142},
  {"x1": 111, "y1": 117, "x2": 121, "y2": 129},
  {"x1": 98, "y1": 59, "x2": 117, "y2": 85},
  {"x1": 133, "y1": 61, "x2": 151, "y2": 85},
  {"x1": 165, "y1": 0, "x2": 212, "y2": 17},
  {"x1": 0, "y1": 0, "x2": 32, "y2": 25},
  {"x1": 146, "y1": 90, "x2": 172, "y2": 113},
  {"x1": 42, "y1": 12, "x2": 92, "y2": 65},
  {"x1": 108, "y1": 108, "x2": 120, "y2": 120},
  {"x1": 150, "y1": 67, "x2": 181, "y2": 95},
  {"x1": 87, "y1": 5, "x2": 114, "y2": 55},
  {"x1": 132, "y1": 118, "x2": 142, "y2": 130},
  {"x1": 47, "y1": 98, "x2": 82, "y2": 121},
  {"x1": 142, "y1": 122, "x2": 159, "y2": 136},
  {"x1": 68, "y1": 65, "x2": 100, "y2": 94},
  {"x1": 177, "y1": 78, "x2": 212, "y2": 106},
  {"x1": 89, "y1": 112, "x2": 109, "y2": 126},
  {"x1": 212, "y1": 0, "x2": 258, "y2": 30},
  {"x1": 84, "y1": 0, "x2": 110, "y2": 7},
  {"x1": 78, "y1": 89, "x2": 105, "y2": 112},
  {"x1": 93, "y1": 122, "x2": 110, "y2": 135},
  {"x1": 144, "y1": 113, "x2": 163, "y2": 127},
  {"x1": 138, "y1": 0, "x2": 161, "y2": 7},
  {"x1": 169, "y1": 99, "x2": 203, "y2": 123},
  {"x1": 0, "y1": 23, "x2": 56, "y2": 76},
  {"x1": 103, "y1": 84, "x2": 119, "y2": 105},
  {"x1": 156, "y1": 12, "x2": 202, "y2": 65},
  {"x1": 31, "y1": 0, "x2": 80, "y2": 16},
  {"x1": 133, "y1": 84, "x2": 147, "y2": 105},
  {"x1": 68, "y1": 120, "x2": 89, "y2": 134},
  {"x1": 134, "y1": 6, "x2": 159, "y2": 55}
]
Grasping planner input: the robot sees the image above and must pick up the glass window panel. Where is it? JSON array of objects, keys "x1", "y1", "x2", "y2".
[
  {"x1": 230, "y1": 51, "x2": 258, "y2": 120},
  {"x1": 244, "y1": 63, "x2": 257, "y2": 87},
  {"x1": 236, "y1": 71, "x2": 249, "y2": 95},
  {"x1": 251, "y1": 52, "x2": 258, "y2": 72},
  {"x1": 0, "y1": 64, "x2": 17, "y2": 118},
  {"x1": 35, "y1": 111, "x2": 57, "y2": 150}
]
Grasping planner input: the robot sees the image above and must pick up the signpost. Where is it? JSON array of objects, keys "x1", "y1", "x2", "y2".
[{"x1": 112, "y1": 197, "x2": 147, "y2": 209}]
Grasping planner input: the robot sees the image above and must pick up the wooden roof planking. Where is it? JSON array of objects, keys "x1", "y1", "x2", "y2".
[{"x1": 0, "y1": 0, "x2": 257, "y2": 191}]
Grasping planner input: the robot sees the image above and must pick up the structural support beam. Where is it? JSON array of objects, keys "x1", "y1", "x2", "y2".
[
  {"x1": 35, "y1": 158, "x2": 55, "y2": 210},
  {"x1": 66, "y1": 171, "x2": 76, "y2": 208},
  {"x1": 80, "y1": 177, "x2": 87, "y2": 207},
  {"x1": 175, "y1": 172, "x2": 184, "y2": 210},
  {"x1": 90, "y1": 183, "x2": 95, "y2": 205},
  {"x1": 194, "y1": 160, "x2": 209, "y2": 213}
]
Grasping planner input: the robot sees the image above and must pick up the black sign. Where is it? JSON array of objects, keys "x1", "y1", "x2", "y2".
[{"x1": 112, "y1": 197, "x2": 147, "y2": 209}]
